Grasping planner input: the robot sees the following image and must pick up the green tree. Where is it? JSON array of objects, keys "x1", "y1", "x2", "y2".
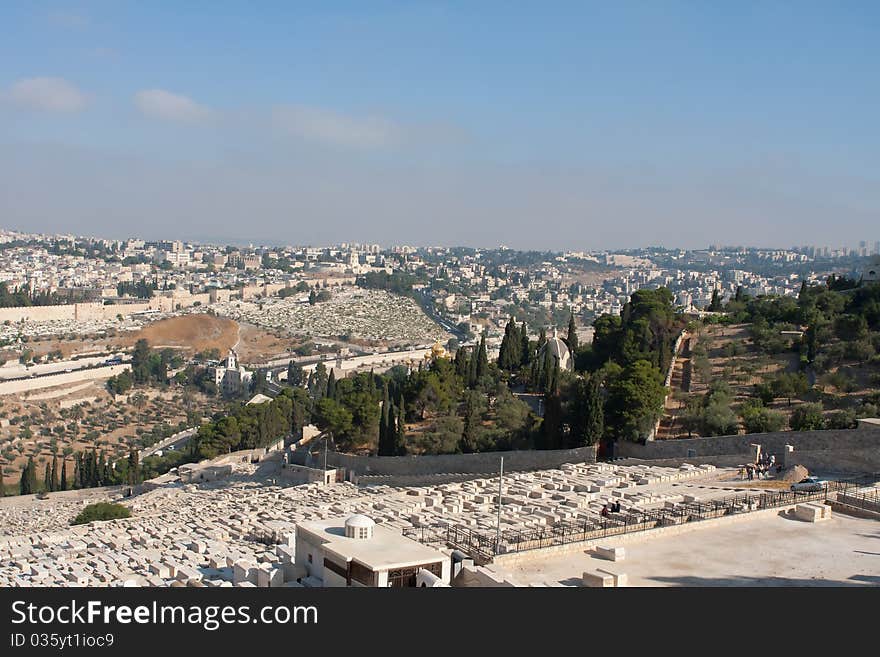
[
  {"x1": 790, "y1": 403, "x2": 825, "y2": 431},
  {"x1": 566, "y1": 312, "x2": 579, "y2": 355},
  {"x1": 740, "y1": 404, "x2": 785, "y2": 434},
  {"x1": 50, "y1": 454, "x2": 58, "y2": 492},
  {"x1": 127, "y1": 448, "x2": 141, "y2": 486},
  {"x1": 394, "y1": 397, "x2": 407, "y2": 456},
  {"x1": 287, "y1": 360, "x2": 304, "y2": 386},
  {"x1": 458, "y1": 391, "x2": 482, "y2": 453},
  {"x1": 326, "y1": 369, "x2": 337, "y2": 400},
  {"x1": 71, "y1": 502, "x2": 131, "y2": 525},
  {"x1": 605, "y1": 360, "x2": 666, "y2": 442},
  {"x1": 19, "y1": 457, "x2": 37, "y2": 495}
]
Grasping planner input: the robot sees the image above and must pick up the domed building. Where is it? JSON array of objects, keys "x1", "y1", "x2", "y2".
[
  {"x1": 540, "y1": 328, "x2": 574, "y2": 372},
  {"x1": 295, "y1": 513, "x2": 451, "y2": 587},
  {"x1": 423, "y1": 339, "x2": 447, "y2": 362}
]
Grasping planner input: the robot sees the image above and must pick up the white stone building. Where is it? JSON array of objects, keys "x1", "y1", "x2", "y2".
[{"x1": 295, "y1": 515, "x2": 450, "y2": 587}]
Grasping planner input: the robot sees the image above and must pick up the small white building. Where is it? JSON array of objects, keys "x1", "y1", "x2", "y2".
[
  {"x1": 209, "y1": 349, "x2": 254, "y2": 396},
  {"x1": 295, "y1": 515, "x2": 451, "y2": 587}
]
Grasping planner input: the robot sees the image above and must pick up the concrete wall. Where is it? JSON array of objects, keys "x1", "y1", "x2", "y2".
[
  {"x1": 0, "y1": 364, "x2": 131, "y2": 396},
  {"x1": 319, "y1": 445, "x2": 598, "y2": 477}
]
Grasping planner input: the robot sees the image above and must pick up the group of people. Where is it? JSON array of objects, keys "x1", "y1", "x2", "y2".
[
  {"x1": 743, "y1": 453, "x2": 778, "y2": 481},
  {"x1": 600, "y1": 500, "x2": 622, "y2": 517}
]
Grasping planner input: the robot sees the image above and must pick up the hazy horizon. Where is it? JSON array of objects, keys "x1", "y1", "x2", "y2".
[{"x1": 2, "y1": 2, "x2": 878, "y2": 251}]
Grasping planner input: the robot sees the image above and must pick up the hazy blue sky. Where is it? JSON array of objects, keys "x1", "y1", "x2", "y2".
[{"x1": 1, "y1": 1, "x2": 878, "y2": 250}]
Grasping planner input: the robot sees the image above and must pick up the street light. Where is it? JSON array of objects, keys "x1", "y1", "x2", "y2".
[{"x1": 495, "y1": 457, "x2": 504, "y2": 554}]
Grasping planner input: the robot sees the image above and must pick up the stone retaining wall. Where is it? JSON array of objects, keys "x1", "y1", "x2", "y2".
[
  {"x1": 319, "y1": 445, "x2": 598, "y2": 477},
  {"x1": 617, "y1": 427, "x2": 880, "y2": 461},
  {"x1": 0, "y1": 364, "x2": 131, "y2": 396}
]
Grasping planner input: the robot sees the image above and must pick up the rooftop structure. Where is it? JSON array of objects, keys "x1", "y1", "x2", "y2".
[{"x1": 295, "y1": 514, "x2": 450, "y2": 587}]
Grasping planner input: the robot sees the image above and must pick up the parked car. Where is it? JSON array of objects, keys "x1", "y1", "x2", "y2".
[
  {"x1": 790, "y1": 476, "x2": 828, "y2": 492},
  {"x1": 36, "y1": 492, "x2": 50, "y2": 500}
]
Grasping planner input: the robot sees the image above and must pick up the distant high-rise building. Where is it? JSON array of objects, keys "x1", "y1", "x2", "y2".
[{"x1": 874, "y1": 240, "x2": 880, "y2": 256}]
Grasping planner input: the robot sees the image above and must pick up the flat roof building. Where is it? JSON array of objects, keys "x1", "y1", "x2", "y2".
[{"x1": 295, "y1": 515, "x2": 451, "y2": 587}]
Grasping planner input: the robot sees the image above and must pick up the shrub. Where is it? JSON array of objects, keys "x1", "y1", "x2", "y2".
[
  {"x1": 790, "y1": 403, "x2": 825, "y2": 431},
  {"x1": 71, "y1": 502, "x2": 131, "y2": 526},
  {"x1": 826, "y1": 410, "x2": 857, "y2": 430}
]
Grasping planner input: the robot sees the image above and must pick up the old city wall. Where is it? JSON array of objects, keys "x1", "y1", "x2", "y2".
[
  {"x1": 0, "y1": 304, "x2": 79, "y2": 323},
  {"x1": 322, "y1": 445, "x2": 598, "y2": 477},
  {"x1": 0, "y1": 298, "x2": 177, "y2": 323}
]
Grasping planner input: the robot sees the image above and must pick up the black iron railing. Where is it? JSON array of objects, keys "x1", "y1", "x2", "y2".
[{"x1": 404, "y1": 477, "x2": 875, "y2": 563}]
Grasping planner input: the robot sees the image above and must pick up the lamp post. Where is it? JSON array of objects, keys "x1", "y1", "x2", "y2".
[
  {"x1": 324, "y1": 436, "x2": 329, "y2": 485},
  {"x1": 495, "y1": 457, "x2": 504, "y2": 554}
]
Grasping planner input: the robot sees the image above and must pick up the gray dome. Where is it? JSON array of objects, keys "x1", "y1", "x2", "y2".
[{"x1": 541, "y1": 336, "x2": 574, "y2": 372}]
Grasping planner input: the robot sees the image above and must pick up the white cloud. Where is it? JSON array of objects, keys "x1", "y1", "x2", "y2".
[
  {"x1": 4, "y1": 77, "x2": 88, "y2": 112},
  {"x1": 134, "y1": 89, "x2": 212, "y2": 123},
  {"x1": 272, "y1": 105, "x2": 402, "y2": 148}
]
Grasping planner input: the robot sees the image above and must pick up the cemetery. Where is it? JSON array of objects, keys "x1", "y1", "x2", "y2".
[{"x1": 3, "y1": 452, "x2": 873, "y2": 587}]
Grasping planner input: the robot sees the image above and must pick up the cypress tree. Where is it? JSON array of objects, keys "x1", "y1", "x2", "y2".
[
  {"x1": 326, "y1": 370, "x2": 337, "y2": 400},
  {"x1": 476, "y1": 335, "x2": 488, "y2": 380},
  {"x1": 498, "y1": 317, "x2": 521, "y2": 370},
  {"x1": 73, "y1": 453, "x2": 82, "y2": 489},
  {"x1": 43, "y1": 463, "x2": 51, "y2": 493},
  {"x1": 519, "y1": 323, "x2": 530, "y2": 367},
  {"x1": 541, "y1": 343, "x2": 554, "y2": 393},
  {"x1": 584, "y1": 374, "x2": 605, "y2": 445},
  {"x1": 468, "y1": 345, "x2": 479, "y2": 388},
  {"x1": 0, "y1": 466, "x2": 5, "y2": 497},
  {"x1": 128, "y1": 449, "x2": 141, "y2": 486},
  {"x1": 20, "y1": 457, "x2": 37, "y2": 495},
  {"x1": 395, "y1": 397, "x2": 407, "y2": 456},
  {"x1": 50, "y1": 455, "x2": 58, "y2": 492},
  {"x1": 540, "y1": 391, "x2": 562, "y2": 450},
  {"x1": 459, "y1": 395, "x2": 479, "y2": 453},
  {"x1": 567, "y1": 312, "x2": 579, "y2": 355},
  {"x1": 378, "y1": 385, "x2": 391, "y2": 456},
  {"x1": 60, "y1": 460, "x2": 68, "y2": 492},
  {"x1": 454, "y1": 346, "x2": 469, "y2": 378}
]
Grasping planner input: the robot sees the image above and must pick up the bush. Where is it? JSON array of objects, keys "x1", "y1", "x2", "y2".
[
  {"x1": 790, "y1": 403, "x2": 825, "y2": 431},
  {"x1": 740, "y1": 406, "x2": 785, "y2": 434},
  {"x1": 826, "y1": 410, "x2": 857, "y2": 430},
  {"x1": 71, "y1": 502, "x2": 131, "y2": 526}
]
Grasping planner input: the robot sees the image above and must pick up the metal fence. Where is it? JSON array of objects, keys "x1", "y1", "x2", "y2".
[{"x1": 407, "y1": 477, "x2": 876, "y2": 564}]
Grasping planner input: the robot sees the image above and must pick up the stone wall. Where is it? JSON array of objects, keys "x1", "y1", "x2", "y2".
[
  {"x1": 616, "y1": 427, "x2": 880, "y2": 474},
  {"x1": 0, "y1": 304, "x2": 79, "y2": 323},
  {"x1": 318, "y1": 445, "x2": 598, "y2": 477},
  {"x1": 0, "y1": 298, "x2": 173, "y2": 323},
  {"x1": 0, "y1": 364, "x2": 131, "y2": 396}
]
